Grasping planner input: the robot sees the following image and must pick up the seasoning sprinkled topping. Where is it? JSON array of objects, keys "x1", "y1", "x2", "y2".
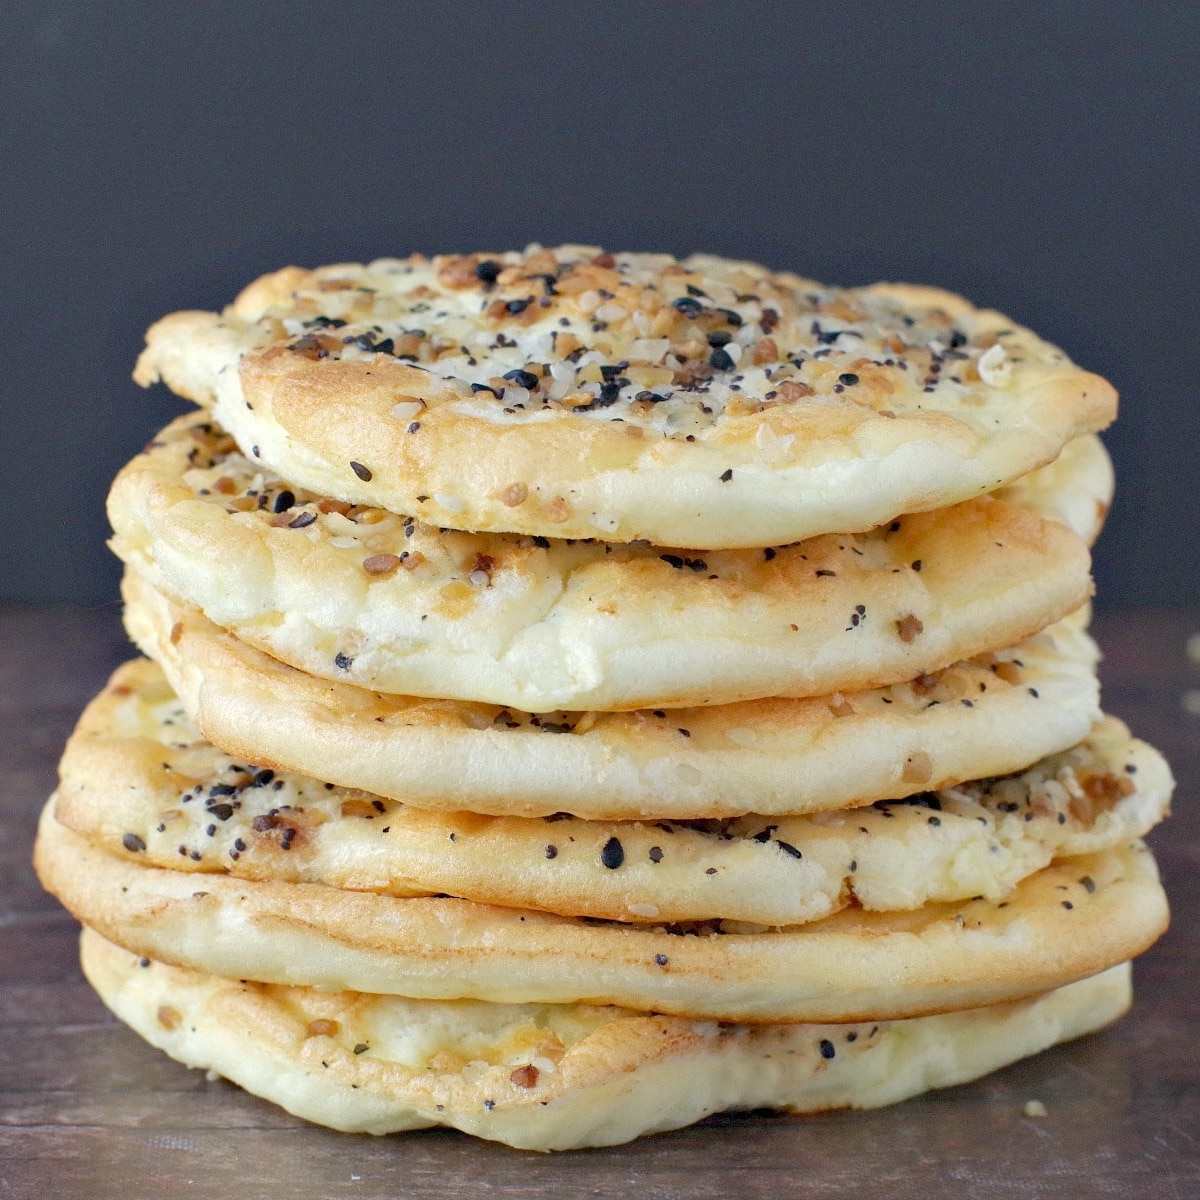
[
  {"x1": 122, "y1": 833, "x2": 146, "y2": 853},
  {"x1": 509, "y1": 1065, "x2": 539, "y2": 1089},
  {"x1": 503, "y1": 368, "x2": 539, "y2": 390},
  {"x1": 349, "y1": 461, "x2": 373, "y2": 482},
  {"x1": 600, "y1": 837, "x2": 625, "y2": 870},
  {"x1": 363, "y1": 553, "x2": 402, "y2": 576},
  {"x1": 474, "y1": 259, "x2": 501, "y2": 285}
]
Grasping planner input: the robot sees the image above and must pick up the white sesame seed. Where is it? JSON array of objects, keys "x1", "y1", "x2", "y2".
[
  {"x1": 628, "y1": 338, "x2": 671, "y2": 364},
  {"x1": 725, "y1": 728, "x2": 758, "y2": 746},
  {"x1": 390, "y1": 400, "x2": 424, "y2": 422}
]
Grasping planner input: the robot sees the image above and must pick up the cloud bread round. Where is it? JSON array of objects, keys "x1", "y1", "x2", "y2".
[
  {"x1": 125, "y1": 572, "x2": 1102, "y2": 820},
  {"x1": 108, "y1": 415, "x2": 1093, "y2": 711},
  {"x1": 80, "y1": 929, "x2": 1132, "y2": 1151},
  {"x1": 996, "y1": 433, "x2": 1113, "y2": 548},
  {"x1": 55, "y1": 658, "x2": 1168, "y2": 926},
  {"x1": 36, "y1": 801, "x2": 1167, "y2": 1023},
  {"x1": 132, "y1": 248, "x2": 1116, "y2": 549}
]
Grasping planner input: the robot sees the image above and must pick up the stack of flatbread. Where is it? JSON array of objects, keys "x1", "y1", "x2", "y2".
[{"x1": 35, "y1": 247, "x2": 1172, "y2": 1150}]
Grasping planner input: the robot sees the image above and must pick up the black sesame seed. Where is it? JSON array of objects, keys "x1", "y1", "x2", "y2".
[
  {"x1": 545, "y1": 845, "x2": 558, "y2": 859},
  {"x1": 470, "y1": 382, "x2": 500, "y2": 397},
  {"x1": 601, "y1": 837, "x2": 625, "y2": 869},
  {"x1": 350, "y1": 461, "x2": 373, "y2": 482},
  {"x1": 649, "y1": 846, "x2": 663, "y2": 863},
  {"x1": 709, "y1": 348, "x2": 735, "y2": 371},
  {"x1": 122, "y1": 833, "x2": 146, "y2": 853},
  {"x1": 334, "y1": 652, "x2": 354, "y2": 671},
  {"x1": 764, "y1": 547, "x2": 777, "y2": 560},
  {"x1": 207, "y1": 803, "x2": 235, "y2": 822},
  {"x1": 654, "y1": 953, "x2": 669, "y2": 966},
  {"x1": 503, "y1": 369, "x2": 539, "y2": 389},
  {"x1": 819, "y1": 1039, "x2": 836, "y2": 1060},
  {"x1": 839, "y1": 372, "x2": 860, "y2": 386},
  {"x1": 706, "y1": 331, "x2": 732, "y2": 348},
  {"x1": 474, "y1": 260, "x2": 501, "y2": 285},
  {"x1": 1080, "y1": 876, "x2": 1096, "y2": 893},
  {"x1": 353, "y1": 1043, "x2": 369, "y2": 1055},
  {"x1": 719, "y1": 468, "x2": 733, "y2": 482},
  {"x1": 506, "y1": 298, "x2": 531, "y2": 315},
  {"x1": 672, "y1": 296, "x2": 704, "y2": 315},
  {"x1": 255, "y1": 769, "x2": 275, "y2": 787},
  {"x1": 776, "y1": 840, "x2": 803, "y2": 859},
  {"x1": 660, "y1": 554, "x2": 685, "y2": 569},
  {"x1": 288, "y1": 512, "x2": 317, "y2": 529},
  {"x1": 272, "y1": 490, "x2": 295, "y2": 513}
]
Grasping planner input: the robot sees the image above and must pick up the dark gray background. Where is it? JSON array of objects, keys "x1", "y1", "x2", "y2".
[{"x1": 3, "y1": 1, "x2": 1196, "y2": 606}]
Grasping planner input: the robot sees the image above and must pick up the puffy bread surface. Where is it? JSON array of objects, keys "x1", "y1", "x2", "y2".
[
  {"x1": 125, "y1": 574, "x2": 1102, "y2": 819},
  {"x1": 109, "y1": 415, "x2": 1093, "y2": 711},
  {"x1": 81, "y1": 930, "x2": 1132, "y2": 1151},
  {"x1": 996, "y1": 433, "x2": 1113, "y2": 548},
  {"x1": 36, "y1": 802, "x2": 1168, "y2": 1023},
  {"x1": 133, "y1": 248, "x2": 1116, "y2": 548},
  {"x1": 55, "y1": 659, "x2": 1169, "y2": 926}
]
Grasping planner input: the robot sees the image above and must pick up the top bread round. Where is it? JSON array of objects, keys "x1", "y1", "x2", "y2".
[{"x1": 134, "y1": 247, "x2": 1116, "y2": 548}]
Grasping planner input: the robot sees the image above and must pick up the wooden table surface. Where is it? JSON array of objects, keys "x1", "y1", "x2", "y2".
[{"x1": 1, "y1": 606, "x2": 1196, "y2": 1199}]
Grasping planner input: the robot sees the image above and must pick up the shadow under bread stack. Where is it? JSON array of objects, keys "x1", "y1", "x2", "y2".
[{"x1": 35, "y1": 247, "x2": 1173, "y2": 1151}]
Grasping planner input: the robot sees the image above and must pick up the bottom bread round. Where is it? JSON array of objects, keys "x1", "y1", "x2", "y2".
[{"x1": 82, "y1": 927, "x2": 1132, "y2": 1152}]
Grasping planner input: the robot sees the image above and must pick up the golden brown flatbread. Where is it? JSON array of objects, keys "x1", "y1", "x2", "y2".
[{"x1": 134, "y1": 248, "x2": 1116, "y2": 548}]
